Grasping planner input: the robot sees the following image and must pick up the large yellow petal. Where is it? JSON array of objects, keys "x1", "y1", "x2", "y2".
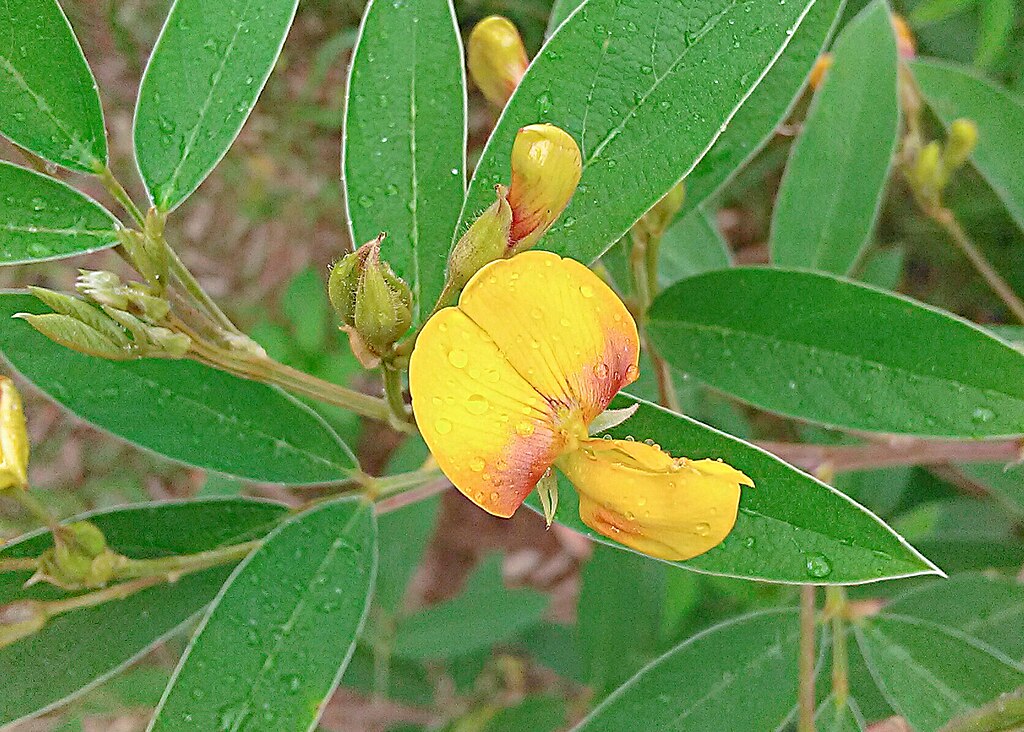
[
  {"x1": 409, "y1": 307, "x2": 562, "y2": 517},
  {"x1": 458, "y1": 251, "x2": 639, "y2": 424},
  {"x1": 557, "y1": 438, "x2": 753, "y2": 561}
]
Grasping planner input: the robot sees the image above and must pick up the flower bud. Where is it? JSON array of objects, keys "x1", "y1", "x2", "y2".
[
  {"x1": 446, "y1": 186, "x2": 514, "y2": 292},
  {"x1": 35, "y1": 521, "x2": 121, "y2": 590},
  {"x1": 0, "y1": 377, "x2": 30, "y2": 491},
  {"x1": 507, "y1": 124, "x2": 582, "y2": 253},
  {"x1": 891, "y1": 13, "x2": 916, "y2": 59},
  {"x1": 942, "y1": 118, "x2": 978, "y2": 174},
  {"x1": 0, "y1": 600, "x2": 47, "y2": 649},
  {"x1": 332, "y1": 236, "x2": 412, "y2": 361},
  {"x1": 468, "y1": 16, "x2": 529, "y2": 109},
  {"x1": 809, "y1": 53, "x2": 833, "y2": 91},
  {"x1": 76, "y1": 271, "x2": 171, "y2": 323}
]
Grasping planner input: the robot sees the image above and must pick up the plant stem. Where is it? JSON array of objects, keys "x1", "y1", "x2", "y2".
[
  {"x1": 43, "y1": 575, "x2": 166, "y2": 616},
  {"x1": 382, "y1": 363, "x2": 413, "y2": 426},
  {"x1": 181, "y1": 329, "x2": 396, "y2": 425},
  {"x1": 115, "y1": 540, "x2": 261, "y2": 581},
  {"x1": 798, "y1": 584, "x2": 817, "y2": 732},
  {"x1": 757, "y1": 437, "x2": 1022, "y2": 474},
  {"x1": 939, "y1": 688, "x2": 1024, "y2": 732},
  {"x1": 162, "y1": 241, "x2": 241, "y2": 335},
  {"x1": 0, "y1": 557, "x2": 38, "y2": 573},
  {"x1": 926, "y1": 205, "x2": 1024, "y2": 324},
  {"x1": 370, "y1": 467, "x2": 444, "y2": 499},
  {"x1": 630, "y1": 229, "x2": 680, "y2": 412},
  {"x1": 0, "y1": 487, "x2": 65, "y2": 538},
  {"x1": 96, "y1": 165, "x2": 146, "y2": 228},
  {"x1": 375, "y1": 478, "x2": 450, "y2": 514},
  {"x1": 825, "y1": 587, "x2": 849, "y2": 708}
]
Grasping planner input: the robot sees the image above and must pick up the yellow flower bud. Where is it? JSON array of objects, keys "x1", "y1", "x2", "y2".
[
  {"x1": 891, "y1": 13, "x2": 916, "y2": 59},
  {"x1": 809, "y1": 53, "x2": 833, "y2": 91},
  {"x1": 0, "y1": 377, "x2": 30, "y2": 491},
  {"x1": 468, "y1": 16, "x2": 529, "y2": 109},
  {"x1": 507, "y1": 124, "x2": 582, "y2": 253},
  {"x1": 943, "y1": 118, "x2": 979, "y2": 173},
  {"x1": 908, "y1": 140, "x2": 943, "y2": 205},
  {"x1": 446, "y1": 185, "x2": 514, "y2": 292},
  {"x1": 638, "y1": 182, "x2": 685, "y2": 240}
]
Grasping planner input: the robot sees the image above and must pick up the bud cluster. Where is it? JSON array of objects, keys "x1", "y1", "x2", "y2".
[
  {"x1": 329, "y1": 234, "x2": 413, "y2": 366},
  {"x1": 18, "y1": 273, "x2": 190, "y2": 361},
  {"x1": 33, "y1": 521, "x2": 124, "y2": 590},
  {"x1": 905, "y1": 118, "x2": 979, "y2": 208}
]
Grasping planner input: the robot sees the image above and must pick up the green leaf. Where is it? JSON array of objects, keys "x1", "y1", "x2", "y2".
[
  {"x1": 975, "y1": 0, "x2": 1014, "y2": 69},
  {"x1": 449, "y1": 0, "x2": 820, "y2": 307},
  {"x1": 912, "y1": 58, "x2": 1024, "y2": 234},
  {"x1": 392, "y1": 554, "x2": 548, "y2": 660},
  {"x1": 909, "y1": 0, "x2": 976, "y2": 26},
  {"x1": 343, "y1": 0, "x2": 465, "y2": 323},
  {"x1": 0, "y1": 498, "x2": 287, "y2": 727},
  {"x1": 648, "y1": 267, "x2": 1024, "y2": 438},
  {"x1": 855, "y1": 614, "x2": 1024, "y2": 732},
  {"x1": 577, "y1": 546, "x2": 666, "y2": 696},
  {"x1": 282, "y1": 267, "x2": 328, "y2": 354},
  {"x1": 886, "y1": 573, "x2": 1024, "y2": 659},
  {"x1": 0, "y1": 0, "x2": 106, "y2": 171},
  {"x1": 532, "y1": 395, "x2": 939, "y2": 584},
  {"x1": 573, "y1": 609, "x2": 803, "y2": 731},
  {"x1": 375, "y1": 492, "x2": 440, "y2": 613},
  {"x1": 150, "y1": 498, "x2": 376, "y2": 732},
  {"x1": 657, "y1": 207, "x2": 731, "y2": 288},
  {"x1": 909, "y1": 538, "x2": 1024, "y2": 574},
  {"x1": 134, "y1": 0, "x2": 300, "y2": 211},
  {"x1": 0, "y1": 162, "x2": 120, "y2": 265},
  {"x1": 485, "y1": 695, "x2": 566, "y2": 732},
  {"x1": 770, "y1": 0, "x2": 899, "y2": 274},
  {"x1": 679, "y1": 0, "x2": 845, "y2": 221},
  {"x1": 0, "y1": 293, "x2": 357, "y2": 483},
  {"x1": 857, "y1": 246, "x2": 906, "y2": 290},
  {"x1": 545, "y1": 0, "x2": 580, "y2": 37},
  {"x1": 956, "y1": 462, "x2": 1024, "y2": 519}
]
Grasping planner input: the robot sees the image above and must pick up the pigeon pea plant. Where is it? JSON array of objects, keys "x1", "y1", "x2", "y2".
[{"x1": 2, "y1": 0, "x2": 1024, "y2": 729}]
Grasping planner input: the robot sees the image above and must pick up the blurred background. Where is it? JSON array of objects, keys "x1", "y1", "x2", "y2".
[{"x1": 2, "y1": 0, "x2": 1024, "y2": 730}]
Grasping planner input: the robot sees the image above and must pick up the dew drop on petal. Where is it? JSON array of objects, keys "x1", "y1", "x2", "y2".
[
  {"x1": 448, "y1": 349, "x2": 468, "y2": 368},
  {"x1": 594, "y1": 363, "x2": 609, "y2": 379},
  {"x1": 435, "y1": 418, "x2": 453, "y2": 435},
  {"x1": 579, "y1": 285, "x2": 594, "y2": 298},
  {"x1": 470, "y1": 457, "x2": 486, "y2": 472},
  {"x1": 694, "y1": 522, "x2": 711, "y2": 536},
  {"x1": 466, "y1": 394, "x2": 489, "y2": 415},
  {"x1": 516, "y1": 421, "x2": 535, "y2": 436}
]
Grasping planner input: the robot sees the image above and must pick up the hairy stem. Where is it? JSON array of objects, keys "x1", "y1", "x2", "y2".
[
  {"x1": 825, "y1": 587, "x2": 850, "y2": 708},
  {"x1": 115, "y1": 540, "x2": 261, "y2": 581},
  {"x1": 757, "y1": 437, "x2": 1021, "y2": 474},
  {"x1": 96, "y1": 165, "x2": 145, "y2": 228},
  {"x1": 382, "y1": 363, "x2": 413, "y2": 427},
  {"x1": 926, "y1": 205, "x2": 1024, "y2": 324},
  {"x1": 798, "y1": 585, "x2": 817, "y2": 732},
  {"x1": 939, "y1": 688, "x2": 1024, "y2": 732}
]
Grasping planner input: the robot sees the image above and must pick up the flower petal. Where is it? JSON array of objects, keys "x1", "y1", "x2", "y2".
[
  {"x1": 558, "y1": 438, "x2": 752, "y2": 561},
  {"x1": 458, "y1": 251, "x2": 639, "y2": 423},
  {"x1": 409, "y1": 306, "x2": 562, "y2": 517}
]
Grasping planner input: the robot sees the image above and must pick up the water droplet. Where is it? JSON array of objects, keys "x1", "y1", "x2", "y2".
[
  {"x1": 470, "y1": 456, "x2": 486, "y2": 472},
  {"x1": 743, "y1": 536, "x2": 756, "y2": 549},
  {"x1": 466, "y1": 393, "x2": 489, "y2": 415},
  {"x1": 516, "y1": 421, "x2": 535, "y2": 436},
  {"x1": 580, "y1": 285, "x2": 594, "y2": 298},
  {"x1": 594, "y1": 363, "x2": 609, "y2": 378},
  {"x1": 971, "y1": 407, "x2": 995, "y2": 424},
  {"x1": 489, "y1": 491, "x2": 500, "y2": 502},
  {"x1": 435, "y1": 418, "x2": 453, "y2": 434},
  {"x1": 29, "y1": 196, "x2": 45, "y2": 211},
  {"x1": 448, "y1": 349, "x2": 468, "y2": 368},
  {"x1": 694, "y1": 522, "x2": 711, "y2": 536},
  {"x1": 625, "y1": 364, "x2": 639, "y2": 380},
  {"x1": 805, "y1": 553, "x2": 832, "y2": 579},
  {"x1": 357, "y1": 194, "x2": 373, "y2": 208}
]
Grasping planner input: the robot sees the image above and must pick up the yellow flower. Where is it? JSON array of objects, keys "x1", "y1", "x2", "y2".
[
  {"x1": 409, "y1": 251, "x2": 752, "y2": 561},
  {"x1": 0, "y1": 377, "x2": 30, "y2": 491}
]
